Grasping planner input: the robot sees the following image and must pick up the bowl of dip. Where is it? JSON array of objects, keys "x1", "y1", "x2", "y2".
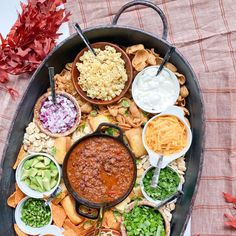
[
  {"x1": 34, "y1": 91, "x2": 81, "y2": 137},
  {"x1": 132, "y1": 65, "x2": 180, "y2": 114},
  {"x1": 142, "y1": 106, "x2": 192, "y2": 167}
]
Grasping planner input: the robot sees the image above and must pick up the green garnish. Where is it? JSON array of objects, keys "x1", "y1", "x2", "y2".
[
  {"x1": 121, "y1": 100, "x2": 130, "y2": 108},
  {"x1": 21, "y1": 156, "x2": 59, "y2": 192},
  {"x1": 79, "y1": 123, "x2": 86, "y2": 131},
  {"x1": 124, "y1": 110, "x2": 130, "y2": 116},
  {"x1": 143, "y1": 167, "x2": 180, "y2": 201},
  {"x1": 90, "y1": 110, "x2": 98, "y2": 117},
  {"x1": 21, "y1": 198, "x2": 51, "y2": 228},
  {"x1": 105, "y1": 128, "x2": 119, "y2": 137},
  {"x1": 124, "y1": 205, "x2": 165, "y2": 236},
  {"x1": 51, "y1": 147, "x2": 57, "y2": 156},
  {"x1": 113, "y1": 210, "x2": 121, "y2": 221}
]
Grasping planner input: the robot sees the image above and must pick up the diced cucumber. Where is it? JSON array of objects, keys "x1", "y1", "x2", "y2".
[
  {"x1": 42, "y1": 177, "x2": 51, "y2": 191},
  {"x1": 44, "y1": 157, "x2": 51, "y2": 166},
  {"x1": 37, "y1": 170, "x2": 43, "y2": 176},
  {"x1": 37, "y1": 156, "x2": 44, "y2": 161},
  {"x1": 23, "y1": 159, "x2": 34, "y2": 170},
  {"x1": 34, "y1": 162, "x2": 46, "y2": 169},
  {"x1": 31, "y1": 158, "x2": 40, "y2": 167},
  {"x1": 30, "y1": 176, "x2": 38, "y2": 186},
  {"x1": 44, "y1": 170, "x2": 51, "y2": 182},
  {"x1": 50, "y1": 179, "x2": 57, "y2": 189},
  {"x1": 24, "y1": 178, "x2": 31, "y2": 186},
  {"x1": 21, "y1": 169, "x2": 31, "y2": 180},
  {"x1": 28, "y1": 168, "x2": 38, "y2": 177},
  {"x1": 49, "y1": 162, "x2": 57, "y2": 171},
  {"x1": 29, "y1": 183, "x2": 39, "y2": 191},
  {"x1": 50, "y1": 169, "x2": 58, "y2": 177},
  {"x1": 35, "y1": 176, "x2": 44, "y2": 190}
]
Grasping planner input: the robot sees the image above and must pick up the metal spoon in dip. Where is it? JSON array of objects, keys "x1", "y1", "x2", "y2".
[
  {"x1": 48, "y1": 66, "x2": 56, "y2": 104},
  {"x1": 151, "y1": 155, "x2": 163, "y2": 188},
  {"x1": 156, "y1": 46, "x2": 175, "y2": 76},
  {"x1": 74, "y1": 23, "x2": 97, "y2": 57},
  {"x1": 44, "y1": 186, "x2": 62, "y2": 207}
]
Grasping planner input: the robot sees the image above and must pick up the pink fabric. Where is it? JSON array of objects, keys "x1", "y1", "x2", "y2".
[{"x1": 1, "y1": 0, "x2": 236, "y2": 235}]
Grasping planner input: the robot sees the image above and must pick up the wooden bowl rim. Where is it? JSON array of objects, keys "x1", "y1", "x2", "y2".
[
  {"x1": 34, "y1": 91, "x2": 81, "y2": 138},
  {"x1": 71, "y1": 42, "x2": 133, "y2": 105},
  {"x1": 120, "y1": 200, "x2": 171, "y2": 236}
]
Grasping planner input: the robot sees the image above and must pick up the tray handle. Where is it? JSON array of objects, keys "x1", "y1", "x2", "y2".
[
  {"x1": 112, "y1": 0, "x2": 168, "y2": 40},
  {"x1": 94, "y1": 123, "x2": 124, "y2": 142},
  {"x1": 76, "y1": 202, "x2": 100, "y2": 219}
]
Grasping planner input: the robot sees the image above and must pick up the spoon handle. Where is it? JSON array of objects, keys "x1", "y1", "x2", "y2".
[
  {"x1": 44, "y1": 186, "x2": 62, "y2": 206},
  {"x1": 151, "y1": 156, "x2": 163, "y2": 188},
  {"x1": 156, "y1": 190, "x2": 184, "y2": 209},
  {"x1": 74, "y1": 23, "x2": 97, "y2": 56},
  {"x1": 156, "y1": 46, "x2": 175, "y2": 76},
  {"x1": 48, "y1": 67, "x2": 56, "y2": 104}
]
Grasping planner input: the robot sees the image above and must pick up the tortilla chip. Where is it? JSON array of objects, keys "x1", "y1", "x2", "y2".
[
  {"x1": 63, "y1": 218, "x2": 79, "y2": 235},
  {"x1": 7, "y1": 192, "x2": 16, "y2": 208},
  {"x1": 126, "y1": 44, "x2": 144, "y2": 55},
  {"x1": 51, "y1": 203, "x2": 67, "y2": 227},
  {"x1": 15, "y1": 184, "x2": 25, "y2": 204},
  {"x1": 102, "y1": 210, "x2": 121, "y2": 230},
  {"x1": 147, "y1": 53, "x2": 156, "y2": 65},
  {"x1": 61, "y1": 195, "x2": 83, "y2": 225},
  {"x1": 125, "y1": 128, "x2": 147, "y2": 158},
  {"x1": 54, "y1": 137, "x2": 71, "y2": 165},
  {"x1": 166, "y1": 62, "x2": 177, "y2": 72},
  {"x1": 175, "y1": 72, "x2": 186, "y2": 85},
  {"x1": 63, "y1": 228, "x2": 77, "y2": 236},
  {"x1": 88, "y1": 114, "x2": 112, "y2": 131},
  {"x1": 132, "y1": 49, "x2": 149, "y2": 71},
  {"x1": 14, "y1": 224, "x2": 28, "y2": 236},
  {"x1": 13, "y1": 146, "x2": 26, "y2": 169},
  {"x1": 114, "y1": 196, "x2": 131, "y2": 213}
]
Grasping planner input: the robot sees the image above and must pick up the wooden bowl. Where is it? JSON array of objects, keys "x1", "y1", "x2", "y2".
[
  {"x1": 72, "y1": 42, "x2": 133, "y2": 105},
  {"x1": 34, "y1": 91, "x2": 81, "y2": 138},
  {"x1": 120, "y1": 200, "x2": 171, "y2": 236}
]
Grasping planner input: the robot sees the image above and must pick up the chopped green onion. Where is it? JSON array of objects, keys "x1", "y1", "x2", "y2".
[{"x1": 121, "y1": 100, "x2": 130, "y2": 108}]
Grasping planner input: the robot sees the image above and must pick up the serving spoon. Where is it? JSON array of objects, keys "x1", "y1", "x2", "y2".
[
  {"x1": 156, "y1": 46, "x2": 175, "y2": 76},
  {"x1": 74, "y1": 23, "x2": 97, "y2": 56},
  {"x1": 48, "y1": 66, "x2": 56, "y2": 104},
  {"x1": 151, "y1": 155, "x2": 163, "y2": 188}
]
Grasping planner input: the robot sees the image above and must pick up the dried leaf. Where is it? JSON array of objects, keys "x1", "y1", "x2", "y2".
[
  {"x1": 223, "y1": 192, "x2": 236, "y2": 204},
  {"x1": 0, "y1": 0, "x2": 70, "y2": 78}
]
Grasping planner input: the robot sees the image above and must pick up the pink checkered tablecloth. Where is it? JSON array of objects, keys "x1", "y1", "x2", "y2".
[{"x1": 1, "y1": 1, "x2": 236, "y2": 235}]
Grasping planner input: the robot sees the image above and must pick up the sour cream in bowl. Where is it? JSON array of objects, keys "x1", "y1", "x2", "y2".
[{"x1": 132, "y1": 66, "x2": 180, "y2": 114}]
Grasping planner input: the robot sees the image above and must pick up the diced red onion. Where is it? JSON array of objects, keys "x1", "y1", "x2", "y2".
[{"x1": 39, "y1": 94, "x2": 77, "y2": 134}]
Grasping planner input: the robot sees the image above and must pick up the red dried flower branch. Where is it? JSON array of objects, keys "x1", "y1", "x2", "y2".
[
  {"x1": 223, "y1": 192, "x2": 236, "y2": 230},
  {"x1": 0, "y1": 0, "x2": 70, "y2": 76}
]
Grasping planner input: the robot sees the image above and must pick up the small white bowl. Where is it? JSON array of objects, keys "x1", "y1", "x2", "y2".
[
  {"x1": 140, "y1": 166, "x2": 182, "y2": 206},
  {"x1": 15, "y1": 197, "x2": 52, "y2": 235},
  {"x1": 16, "y1": 152, "x2": 61, "y2": 198},
  {"x1": 142, "y1": 105, "x2": 192, "y2": 168},
  {"x1": 132, "y1": 65, "x2": 180, "y2": 114}
]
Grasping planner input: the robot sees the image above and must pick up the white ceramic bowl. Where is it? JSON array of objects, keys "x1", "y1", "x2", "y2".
[
  {"x1": 16, "y1": 152, "x2": 61, "y2": 198},
  {"x1": 15, "y1": 197, "x2": 52, "y2": 235},
  {"x1": 142, "y1": 105, "x2": 192, "y2": 167},
  {"x1": 140, "y1": 165, "x2": 182, "y2": 206},
  {"x1": 132, "y1": 65, "x2": 180, "y2": 114}
]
